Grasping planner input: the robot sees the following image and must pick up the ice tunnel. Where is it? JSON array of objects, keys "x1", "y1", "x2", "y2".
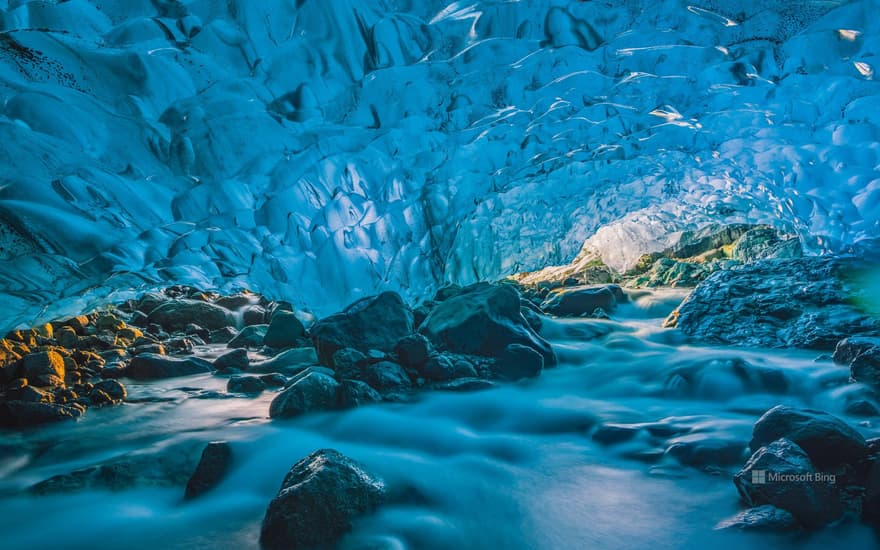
[{"x1": 1, "y1": 0, "x2": 879, "y2": 331}]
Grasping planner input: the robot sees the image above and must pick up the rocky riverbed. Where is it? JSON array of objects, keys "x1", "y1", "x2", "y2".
[{"x1": 1, "y1": 255, "x2": 879, "y2": 549}]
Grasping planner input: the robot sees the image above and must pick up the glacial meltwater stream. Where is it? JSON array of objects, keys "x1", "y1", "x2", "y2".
[{"x1": 1, "y1": 290, "x2": 876, "y2": 550}]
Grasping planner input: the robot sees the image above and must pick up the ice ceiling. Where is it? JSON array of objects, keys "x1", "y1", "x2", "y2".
[{"x1": 0, "y1": 0, "x2": 878, "y2": 329}]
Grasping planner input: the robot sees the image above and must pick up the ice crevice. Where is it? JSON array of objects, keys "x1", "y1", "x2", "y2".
[{"x1": 0, "y1": 0, "x2": 878, "y2": 331}]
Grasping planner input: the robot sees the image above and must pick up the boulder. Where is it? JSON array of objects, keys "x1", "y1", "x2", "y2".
[
  {"x1": 127, "y1": 354, "x2": 213, "y2": 380},
  {"x1": 92, "y1": 379, "x2": 126, "y2": 402},
  {"x1": 331, "y1": 348, "x2": 368, "y2": 380},
  {"x1": 259, "y1": 449, "x2": 385, "y2": 549},
  {"x1": 420, "y1": 354, "x2": 456, "y2": 381},
  {"x1": 263, "y1": 312, "x2": 306, "y2": 349},
  {"x1": 249, "y1": 347, "x2": 318, "y2": 375},
  {"x1": 541, "y1": 285, "x2": 625, "y2": 317},
  {"x1": 833, "y1": 336, "x2": 880, "y2": 366},
  {"x1": 730, "y1": 227, "x2": 802, "y2": 263},
  {"x1": 734, "y1": 438, "x2": 844, "y2": 527},
  {"x1": 667, "y1": 257, "x2": 880, "y2": 349},
  {"x1": 268, "y1": 370, "x2": 340, "y2": 418},
  {"x1": 363, "y1": 361, "x2": 412, "y2": 391},
  {"x1": 147, "y1": 300, "x2": 234, "y2": 332},
  {"x1": 338, "y1": 379, "x2": 383, "y2": 408},
  {"x1": 851, "y1": 351, "x2": 880, "y2": 389},
  {"x1": 394, "y1": 334, "x2": 433, "y2": 369},
  {"x1": 242, "y1": 306, "x2": 267, "y2": 326},
  {"x1": 0, "y1": 401, "x2": 85, "y2": 428},
  {"x1": 259, "y1": 373, "x2": 288, "y2": 388},
  {"x1": 22, "y1": 351, "x2": 65, "y2": 387},
  {"x1": 227, "y1": 325, "x2": 268, "y2": 349},
  {"x1": 185, "y1": 441, "x2": 233, "y2": 500},
  {"x1": 749, "y1": 405, "x2": 868, "y2": 469},
  {"x1": 419, "y1": 283, "x2": 556, "y2": 366},
  {"x1": 492, "y1": 343, "x2": 544, "y2": 381},
  {"x1": 214, "y1": 348, "x2": 250, "y2": 371},
  {"x1": 227, "y1": 376, "x2": 266, "y2": 394},
  {"x1": 715, "y1": 505, "x2": 799, "y2": 532},
  {"x1": 311, "y1": 292, "x2": 414, "y2": 368}
]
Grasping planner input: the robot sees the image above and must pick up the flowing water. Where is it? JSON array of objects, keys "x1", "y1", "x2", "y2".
[{"x1": 1, "y1": 290, "x2": 877, "y2": 549}]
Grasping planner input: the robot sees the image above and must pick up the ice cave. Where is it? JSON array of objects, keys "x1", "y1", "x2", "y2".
[{"x1": 0, "y1": 1, "x2": 879, "y2": 549}]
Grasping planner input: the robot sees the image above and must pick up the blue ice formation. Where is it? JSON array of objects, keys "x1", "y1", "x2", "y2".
[{"x1": 0, "y1": 0, "x2": 878, "y2": 330}]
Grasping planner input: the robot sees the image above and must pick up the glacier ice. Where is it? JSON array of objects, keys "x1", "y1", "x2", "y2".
[{"x1": 0, "y1": 0, "x2": 879, "y2": 331}]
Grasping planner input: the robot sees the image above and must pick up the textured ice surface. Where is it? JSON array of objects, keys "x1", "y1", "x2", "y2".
[{"x1": 0, "y1": 0, "x2": 879, "y2": 329}]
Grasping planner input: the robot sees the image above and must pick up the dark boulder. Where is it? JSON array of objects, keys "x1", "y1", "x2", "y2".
[
  {"x1": 338, "y1": 379, "x2": 383, "y2": 408},
  {"x1": 734, "y1": 438, "x2": 845, "y2": 527},
  {"x1": 394, "y1": 334, "x2": 433, "y2": 369},
  {"x1": 227, "y1": 325, "x2": 268, "y2": 349},
  {"x1": 833, "y1": 336, "x2": 880, "y2": 366},
  {"x1": 185, "y1": 441, "x2": 233, "y2": 500},
  {"x1": 311, "y1": 292, "x2": 414, "y2": 368},
  {"x1": 749, "y1": 405, "x2": 868, "y2": 469},
  {"x1": 259, "y1": 449, "x2": 385, "y2": 550},
  {"x1": 22, "y1": 351, "x2": 65, "y2": 387},
  {"x1": 127, "y1": 354, "x2": 213, "y2": 380},
  {"x1": 268, "y1": 369, "x2": 340, "y2": 419},
  {"x1": 263, "y1": 312, "x2": 306, "y2": 349},
  {"x1": 259, "y1": 373, "x2": 288, "y2": 388},
  {"x1": 214, "y1": 348, "x2": 250, "y2": 371},
  {"x1": 227, "y1": 376, "x2": 266, "y2": 395},
  {"x1": 0, "y1": 401, "x2": 86, "y2": 428},
  {"x1": 147, "y1": 300, "x2": 234, "y2": 332},
  {"x1": 541, "y1": 285, "x2": 626, "y2": 317},
  {"x1": 492, "y1": 344, "x2": 543, "y2": 381},
  {"x1": 667, "y1": 257, "x2": 880, "y2": 349},
  {"x1": 419, "y1": 283, "x2": 556, "y2": 366},
  {"x1": 249, "y1": 347, "x2": 317, "y2": 375},
  {"x1": 420, "y1": 354, "x2": 456, "y2": 381},
  {"x1": 92, "y1": 379, "x2": 126, "y2": 402},
  {"x1": 363, "y1": 361, "x2": 411, "y2": 391},
  {"x1": 715, "y1": 505, "x2": 799, "y2": 532}
]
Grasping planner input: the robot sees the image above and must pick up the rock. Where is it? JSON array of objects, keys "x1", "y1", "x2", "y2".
[
  {"x1": 227, "y1": 376, "x2": 266, "y2": 394},
  {"x1": 214, "y1": 294, "x2": 253, "y2": 310},
  {"x1": 147, "y1": 300, "x2": 234, "y2": 332},
  {"x1": 541, "y1": 285, "x2": 625, "y2": 317},
  {"x1": 394, "y1": 334, "x2": 433, "y2": 369},
  {"x1": 492, "y1": 344, "x2": 544, "y2": 381},
  {"x1": 730, "y1": 227, "x2": 802, "y2": 263},
  {"x1": 666, "y1": 434, "x2": 748, "y2": 468},
  {"x1": 338, "y1": 379, "x2": 383, "y2": 408},
  {"x1": 715, "y1": 505, "x2": 799, "y2": 532},
  {"x1": 243, "y1": 305, "x2": 267, "y2": 326},
  {"x1": 259, "y1": 373, "x2": 287, "y2": 388},
  {"x1": 88, "y1": 389, "x2": 114, "y2": 406},
  {"x1": 268, "y1": 370, "x2": 340, "y2": 418},
  {"x1": 127, "y1": 354, "x2": 213, "y2": 380},
  {"x1": 420, "y1": 354, "x2": 456, "y2": 381},
  {"x1": 214, "y1": 348, "x2": 250, "y2": 371},
  {"x1": 311, "y1": 292, "x2": 414, "y2": 368},
  {"x1": 56, "y1": 326, "x2": 79, "y2": 348},
  {"x1": 364, "y1": 361, "x2": 412, "y2": 391},
  {"x1": 432, "y1": 378, "x2": 496, "y2": 392},
  {"x1": 92, "y1": 379, "x2": 126, "y2": 401},
  {"x1": 734, "y1": 438, "x2": 844, "y2": 527},
  {"x1": 209, "y1": 326, "x2": 238, "y2": 344},
  {"x1": 22, "y1": 351, "x2": 65, "y2": 387},
  {"x1": 331, "y1": 348, "x2": 368, "y2": 380},
  {"x1": 629, "y1": 257, "x2": 720, "y2": 288},
  {"x1": 452, "y1": 359, "x2": 478, "y2": 378},
  {"x1": 833, "y1": 336, "x2": 880, "y2": 366},
  {"x1": 16, "y1": 385, "x2": 50, "y2": 403},
  {"x1": 263, "y1": 311, "x2": 306, "y2": 349},
  {"x1": 249, "y1": 347, "x2": 318, "y2": 374},
  {"x1": 592, "y1": 424, "x2": 640, "y2": 445},
  {"x1": 0, "y1": 401, "x2": 85, "y2": 428},
  {"x1": 184, "y1": 441, "x2": 233, "y2": 500},
  {"x1": 227, "y1": 325, "x2": 268, "y2": 349},
  {"x1": 259, "y1": 449, "x2": 385, "y2": 550},
  {"x1": 749, "y1": 405, "x2": 868, "y2": 469},
  {"x1": 668, "y1": 224, "x2": 754, "y2": 259},
  {"x1": 419, "y1": 283, "x2": 556, "y2": 367},
  {"x1": 668, "y1": 257, "x2": 880, "y2": 349}
]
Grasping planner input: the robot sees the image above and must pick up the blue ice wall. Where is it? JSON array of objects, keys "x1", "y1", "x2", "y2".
[{"x1": 0, "y1": 0, "x2": 878, "y2": 329}]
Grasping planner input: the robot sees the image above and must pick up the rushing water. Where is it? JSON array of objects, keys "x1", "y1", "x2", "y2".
[{"x1": 0, "y1": 290, "x2": 877, "y2": 549}]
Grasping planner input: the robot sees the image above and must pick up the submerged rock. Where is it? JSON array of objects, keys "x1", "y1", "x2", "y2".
[
  {"x1": 715, "y1": 505, "x2": 799, "y2": 532},
  {"x1": 338, "y1": 379, "x2": 383, "y2": 408},
  {"x1": 268, "y1": 369, "x2": 339, "y2": 418},
  {"x1": 749, "y1": 405, "x2": 868, "y2": 469},
  {"x1": 734, "y1": 438, "x2": 845, "y2": 527},
  {"x1": 127, "y1": 354, "x2": 213, "y2": 380},
  {"x1": 147, "y1": 300, "x2": 234, "y2": 332},
  {"x1": 0, "y1": 401, "x2": 85, "y2": 428},
  {"x1": 668, "y1": 257, "x2": 880, "y2": 349},
  {"x1": 185, "y1": 441, "x2": 233, "y2": 500},
  {"x1": 311, "y1": 292, "x2": 414, "y2": 368},
  {"x1": 541, "y1": 285, "x2": 625, "y2": 317},
  {"x1": 259, "y1": 449, "x2": 385, "y2": 550},
  {"x1": 227, "y1": 376, "x2": 266, "y2": 395},
  {"x1": 492, "y1": 343, "x2": 544, "y2": 381},
  {"x1": 214, "y1": 348, "x2": 250, "y2": 371},
  {"x1": 419, "y1": 283, "x2": 556, "y2": 367},
  {"x1": 249, "y1": 347, "x2": 318, "y2": 374}
]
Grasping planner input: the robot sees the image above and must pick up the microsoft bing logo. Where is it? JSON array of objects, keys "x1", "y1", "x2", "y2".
[{"x1": 752, "y1": 470, "x2": 766, "y2": 485}]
